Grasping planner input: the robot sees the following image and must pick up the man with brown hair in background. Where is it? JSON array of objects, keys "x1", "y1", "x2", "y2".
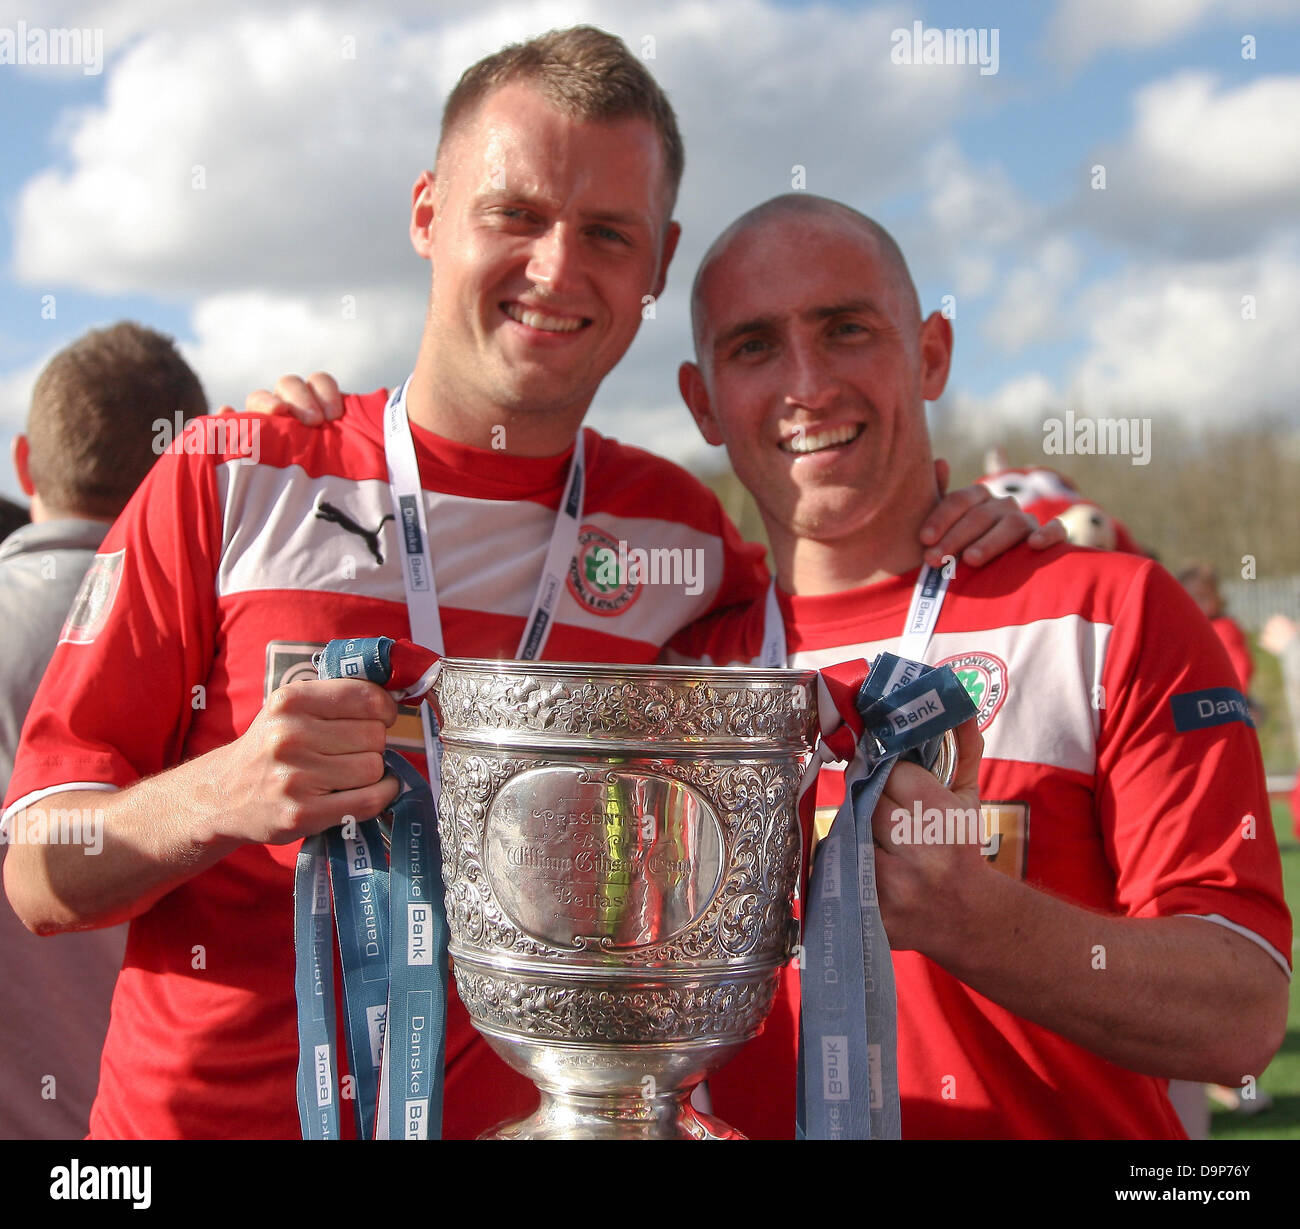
[{"x1": 0, "y1": 321, "x2": 207, "y2": 1138}]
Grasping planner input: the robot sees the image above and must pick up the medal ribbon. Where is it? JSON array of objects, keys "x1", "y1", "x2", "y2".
[
  {"x1": 293, "y1": 377, "x2": 583, "y2": 1139},
  {"x1": 798, "y1": 651, "x2": 975, "y2": 1138},
  {"x1": 761, "y1": 564, "x2": 955, "y2": 1140}
]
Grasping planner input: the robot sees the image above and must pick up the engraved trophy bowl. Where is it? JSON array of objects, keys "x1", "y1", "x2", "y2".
[{"x1": 428, "y1": 659, "x2": 820, "y2": 1140}]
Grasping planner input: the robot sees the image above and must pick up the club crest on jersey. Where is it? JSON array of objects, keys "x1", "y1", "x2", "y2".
[
  {"x1": 934, "y1": 651, "x2": 1007, "y2": 731},
  {"x1": 566, "y1": 524, "x2": 641, "y2": 617},
  {"x1": 58, "y1": 549, "x2": 125, "y2": 646}
]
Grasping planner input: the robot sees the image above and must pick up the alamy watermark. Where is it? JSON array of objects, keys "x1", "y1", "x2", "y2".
[
  {"x1": 153, "y1": 412, "x2": 261, "y2": 466},
  {"x1": 593, "y1": 540, "x2": 705, "y2": 597},
  {"x1": 890, "y1": 801, "x2": 1000, "y2": 856},
  {"x1": 0, "y1": 21, "x2": 103, "y2": 75},
  {"x1": 1042, "y1": 410, "x2": 1151, "y2": 467},
  {"x1": 50, "y1": 1161, "x2": 151, "y2": 1210},
  {"x1": 890, "y1": 22, "x2": 999, "y2": 76},
  {"x1": 1, "y1": 805, "x2": 104, "y2": 855}
]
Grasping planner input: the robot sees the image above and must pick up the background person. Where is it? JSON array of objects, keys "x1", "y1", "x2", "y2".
[
  {"x1": 1178, "y1": 562, "x2": 1253, "y2": 692},
  {"x1": 1261, "y1": 615, "x2": 1300, "y2": 844}
]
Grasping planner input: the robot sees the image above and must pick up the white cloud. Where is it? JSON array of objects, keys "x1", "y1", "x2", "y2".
[
  {"x1": 981, "y1": 236, "x2": 1082, "y2": 353},
  {"x1": 1044, "y1": 0, "x2": 1295, "y2": 68},
  {"x1": 938, "y1": 372, "x2": 1060, "y2": 437},
  {"x1": 14, "y1": 11, "x2": 442, "y2": 296},
  {"x1": 12, "y1": 2, "x2": 983, "y2": 300},
  {"x1": 1072, "y1": 72, "x2": 1300, "y2": 258},
  {"x1": 1067, "y1": 240, "x2": 1300, "y2": 418},
  {"x1": 11, "y1": 0, "x2": 503, "y2": 63},
  {"x1": 939, "y1": 241, "x2": 1300, "y2": 433},
  {"x1": 912, "y1": 141, "x2": 1034, "y2": 302},
  {"x1": 1130, "y1": 73, "x2": 1300, "y2": 199},
  {"x1": 181, "y1": 285, "x2": 427, "y2": 411}
]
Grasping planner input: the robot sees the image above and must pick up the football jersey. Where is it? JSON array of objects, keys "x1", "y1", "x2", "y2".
[
  {"x1": 3, "y1": 392, "x2": 768, "y2": 1140},
  {"x1": 669, "y1": 543, "x2": 1292, "y2": 1139}
]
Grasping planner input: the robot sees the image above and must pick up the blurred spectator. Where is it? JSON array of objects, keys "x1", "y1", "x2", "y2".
[
  {"x1": 0, "y1": 496, "x2": 29, "y2": 543},
  {"x1": 0, "y1": 321, "x2": 206, "y2": 1138},
  {"x1": 1261, "y1": 614, "x2": 1300, "y2": 842},
  {"x1": 1178, "y1": 563, "x2": 1253, "y2": 691}
]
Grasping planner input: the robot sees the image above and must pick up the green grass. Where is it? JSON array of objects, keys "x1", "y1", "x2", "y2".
[{"x1": 1208, "y1": 799, "x2": 1299, "y2": 1139}]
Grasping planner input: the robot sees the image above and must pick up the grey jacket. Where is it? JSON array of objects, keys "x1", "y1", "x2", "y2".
[{"x1": 0, "y1": 518, "x2": 109, "y2": 793}]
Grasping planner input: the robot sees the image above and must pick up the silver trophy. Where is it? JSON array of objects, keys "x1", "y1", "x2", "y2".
[{"x1": 427, "y1": 659, "x2": 820, "y2": 1139}]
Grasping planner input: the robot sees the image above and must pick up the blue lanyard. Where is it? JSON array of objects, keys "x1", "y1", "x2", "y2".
[
  {"x1": 383, "y1": 754, "x2": 450, "y2": 1140},
  {"x1": 293, "y1": 375, "x2": 583, "y2": 1141},
  {"x1": 295, "y1": 637, "x2": 448, "y2": 1140},
  {"x1": 797, "y1": 651, "x2": 975, "y2": 1139},
  {"x1": 293, "y1": 850, "x2": 342, "y2": 1139}
]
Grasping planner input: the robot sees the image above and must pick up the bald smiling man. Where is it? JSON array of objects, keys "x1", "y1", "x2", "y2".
[{"x1": 670, "y1": 193, "x2": 1291, "y2": 1139}]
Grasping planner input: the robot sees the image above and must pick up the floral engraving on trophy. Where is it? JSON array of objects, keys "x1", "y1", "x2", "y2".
[
  {"x1": 434, "y1": 667, "x2": 810, "y2": 744},
  {"x1": 452, "y1": 969, "x2": 778, "y2": 1042}
]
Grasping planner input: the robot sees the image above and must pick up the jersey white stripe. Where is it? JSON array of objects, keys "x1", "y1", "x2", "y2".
[
  {"x1": 214, "y1": 462, "x2": 730, "y2": 644},
  {"x1": 669, "y1": 614, "x2": 1113, "y2": 776},
  {"x1": 783, "y1": 617, "x2": 1110, "y2": 776}
]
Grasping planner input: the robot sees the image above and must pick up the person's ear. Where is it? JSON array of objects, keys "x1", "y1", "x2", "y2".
[
  {"x1": 12, "y1": 435, "x2": 34, "y2": 497},
  {"x1": 651, "y1": 220, "x2": 682, "y2": 300},
  {"x1": 679, "y1": 361, "x2": 724, "y2": 447},
  {"x1": 919, "y1": 310, "x2": 954, "y2": 402},
  {"x1": 410, "y1": 170, "x2": 437, "y2": 260}
]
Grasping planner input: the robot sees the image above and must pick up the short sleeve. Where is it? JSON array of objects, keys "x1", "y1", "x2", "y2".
[{"x1": 1096, "y1": 562, "x2": 1291, "y2": 970}]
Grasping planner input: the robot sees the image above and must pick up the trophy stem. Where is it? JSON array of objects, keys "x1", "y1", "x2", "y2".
[{"x1": 482, "y1": 1088, "x2": 745, "y2": 1140}]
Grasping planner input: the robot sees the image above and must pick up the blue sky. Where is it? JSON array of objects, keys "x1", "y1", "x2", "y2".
[{"x1": 1, "y1": 0, "x2": 1297, "y2": 501}]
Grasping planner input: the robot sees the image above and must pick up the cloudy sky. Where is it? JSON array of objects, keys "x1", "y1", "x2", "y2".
[{"x1": 1, "y1": 0, "x2": 1297, "y2": 500}]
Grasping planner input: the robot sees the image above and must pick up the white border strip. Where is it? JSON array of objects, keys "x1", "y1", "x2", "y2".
[
  {"x1": 1, "y1": 781, "x2": 119, "y2": 835},
  {"x1": 1181, "y1": 912, "x2": 1292, "y2": 978}
]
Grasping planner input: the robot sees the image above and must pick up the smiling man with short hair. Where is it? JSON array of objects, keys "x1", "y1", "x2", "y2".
[{"x1": 671, "y1": 193, "x2": 1291, "y2": 1139}]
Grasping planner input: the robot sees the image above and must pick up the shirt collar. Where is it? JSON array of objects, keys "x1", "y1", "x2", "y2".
[{"x1": 0, "y1": 517, "x2": 110, "y2": 563}]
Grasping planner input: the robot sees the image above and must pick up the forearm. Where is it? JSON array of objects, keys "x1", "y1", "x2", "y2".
[
  {"x1": 5, "y1": 680, "x2": 401, "y2": 936},
  {"x1": 926, "y1": 869, "x2": 1290, "y2": 1084},
  {"x1": 3, "y1": 759, "x2": 242, "y2": 935}
]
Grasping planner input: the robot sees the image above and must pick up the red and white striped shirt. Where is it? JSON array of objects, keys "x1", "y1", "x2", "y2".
[
  {"x1": 670, "y1": 544, "x2": 1292, "y2": 1139},
  {"x1": 5, "y1": 391, "x2": 768, "y2": 1140}
]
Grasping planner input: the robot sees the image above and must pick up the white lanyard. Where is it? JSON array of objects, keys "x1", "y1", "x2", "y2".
[
  {"x1": 374, "y1": 378, "x2": 583, "y2": 1139},
  {"x1": 382, "y1": 376, "x2": 584, "y2": 661},
  {"x1": 759, "y1": 563, "x2": 951, "y2": 669},
  {"x1": 382, "y1": 376, "x2": 585, "y2": 765}
]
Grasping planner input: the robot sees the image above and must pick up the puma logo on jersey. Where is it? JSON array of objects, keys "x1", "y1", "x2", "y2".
[{"x1": 314, "y1": 499, "x2": 394, "y2": 565}]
